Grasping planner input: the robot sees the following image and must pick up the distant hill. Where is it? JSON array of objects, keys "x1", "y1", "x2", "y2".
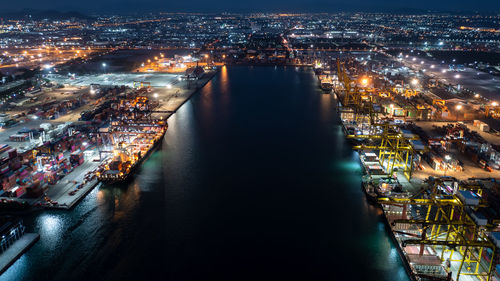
[{"x1": 0, "y1": 9, "x2": 94, "y2": 20}]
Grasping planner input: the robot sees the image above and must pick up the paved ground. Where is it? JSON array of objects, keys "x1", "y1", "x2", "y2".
[
  {"x1": 416, "y1": 121, "x2": 500, "y2": 145},
  {"x1": 45, "y1": 150, "x2": 101, "y2": 208},
  {"x1": 45, "y1": 179, "x2": 100, "y2": 210},
  {"x1": 0, "y1": 70, "x2": 217, "y2": 211},
  {"x1": 399, "y1": 54, "x2": 500, "y2": 101},
  {"x1": 0, "y1": 119, "x2": 67, "y2": 151},
  {"x1": 47, "y1": 72, "x2": 181, "y2": 87},
  {"x1": 152, "y1": 74, "x2": 214, "y2": 116},
  {"x1": 0, "y1": 233, "x2": 39, "y2": 275},
  {"x1": 414, "y1": 153, "x2": 500, "y2": 180},
  {"x1": 4, "y1": 86, "x2": 89, "y2": 115},
  {"x1": 414, "y1": 121, "x2": 500, "y2": 180}
]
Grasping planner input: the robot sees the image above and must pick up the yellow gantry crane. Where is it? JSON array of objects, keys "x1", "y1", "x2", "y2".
[
  {"x1": 336, "y1": 59, "x2": 373, "y2": 111},
  {"x1": 346, "y1": 122, "x2": 418, "y2": 180},
  {"x1": 485, "y1": 104, "x2": 500, "y2": 118},
  {"x1": 336, "y1": 58, "x2": 420, "y2": 180},
  {"x1": 378, "y1": 179, "x2": 498, "y2": 281}
]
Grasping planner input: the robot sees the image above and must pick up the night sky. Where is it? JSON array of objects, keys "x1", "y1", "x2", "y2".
[{"x1": 7, "y1": 0, "x2": 500, "y2": 13}]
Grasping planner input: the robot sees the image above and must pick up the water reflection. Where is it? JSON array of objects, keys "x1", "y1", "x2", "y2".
[
  {"x1": 38, "y1": 214, "x2": 62, "y2": 238},
  {"x1": 319, "y1": 92, "x2": 333, "y2": 122},
  {"x1": 1, "y1": 66, "x2": 410, "y2": 281},
  {"x1": 220, "y1": 65, "x2": 229, "y2": 92}
]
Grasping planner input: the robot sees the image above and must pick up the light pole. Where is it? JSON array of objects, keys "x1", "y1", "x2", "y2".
[
  {"x1": 102, "y1": 62, "x2": 107, "y2": 73},
  {"x1": 444, "y1": 155, "x2": 451, "y2": 177},
  {"x1": 360, "y1": 77, "x2": 369, "y2": 87},
  {"x1": 455, "y1": 104, "x2": 462, "y2": 121}
]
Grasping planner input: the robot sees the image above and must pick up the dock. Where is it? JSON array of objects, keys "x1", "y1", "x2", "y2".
[
  {"x1": 0, "y1": 233, "x2": 39, "y2": 275},
  {"x1": 0, "y1": 67, "x2": 218, "y2": 212},
  {"x1": 319, "y1": 58, "x2": 500, "y2": 281}
]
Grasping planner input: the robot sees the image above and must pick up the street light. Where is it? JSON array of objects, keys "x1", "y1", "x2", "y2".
[
  {"x1": 361, "y1": 78, "x2": 369, "y2": 86},
  {"x1": 411, "y1": 78, "x2": 418, "y2": 86},
  {"x1": 444, "y1": 155, "x2": 451, "y2": 177},
  {"x1": 492, "y1": 102, "x2": 498, "y2": 107},
  {"x1": 456, "y1": 104, "x2": 462, "y2": 121}
]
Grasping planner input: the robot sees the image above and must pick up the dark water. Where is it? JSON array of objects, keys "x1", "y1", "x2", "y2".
[{"x1": 1, "y1": 66, "x2": 410, "y2": 281}]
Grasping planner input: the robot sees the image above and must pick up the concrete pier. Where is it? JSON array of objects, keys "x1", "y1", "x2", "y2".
[{"x1": 0, "y1": 233, "x2": 40, "y2": 275}]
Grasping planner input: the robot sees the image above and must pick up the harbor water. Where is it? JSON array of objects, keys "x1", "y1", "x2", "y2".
[{"x1": 1, "y1": 66, "x2": 410, "y2": 281}]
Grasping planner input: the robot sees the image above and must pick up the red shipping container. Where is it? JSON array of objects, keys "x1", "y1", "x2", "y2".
[
  {"x1": 11, "y1": 186, "x2": 26, "y2": 197},
  {"x1": 8, "y1": 149, "x2": 17, "y2": 159}
]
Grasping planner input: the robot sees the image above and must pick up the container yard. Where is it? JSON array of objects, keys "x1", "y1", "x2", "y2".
[
  {"x1": 0, "y1": 61, "x2": 217, "y2": 210},
  {"x1": 314, "y1": 53, "x2": 500, "y2": 281},
  {"x1": 95, "y1": 94, "x2": 168, "y2": 183}
]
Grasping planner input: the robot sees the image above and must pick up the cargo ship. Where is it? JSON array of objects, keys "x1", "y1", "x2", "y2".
[
  {"x1": 96, "y1": 121, "x2": 168, "y2": 184},
  {"x1": 348, "y1": 133, "x2": 452, "y2": 281},
  {"x1": 314, "y1": 56, "x2": 500, "y2": 281},
  {"x1": 328, "y1": 78, "x2": 456, "y2": 281},
  {"x1": 339, "y1": 112, "x2": 450, "y2": 281},
  {"x1": 333, "y1": 93, "x2": 492, "y2": 281}
]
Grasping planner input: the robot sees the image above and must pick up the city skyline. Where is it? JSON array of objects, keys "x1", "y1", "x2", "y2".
[
  {"x1": 1, "y1": 5, "x2": 500, "y2": 281},
  {"x1": 4, "y1": 0, "x2": 500, "y2": 14}
]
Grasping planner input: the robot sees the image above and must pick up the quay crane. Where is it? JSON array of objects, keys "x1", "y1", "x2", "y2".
[
  {"x1": 336, "y1": 58, "x2": 421, "y2": 180},
  {"x1": 378, "y1": 179, "x2": 498, "y2": 281}
]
